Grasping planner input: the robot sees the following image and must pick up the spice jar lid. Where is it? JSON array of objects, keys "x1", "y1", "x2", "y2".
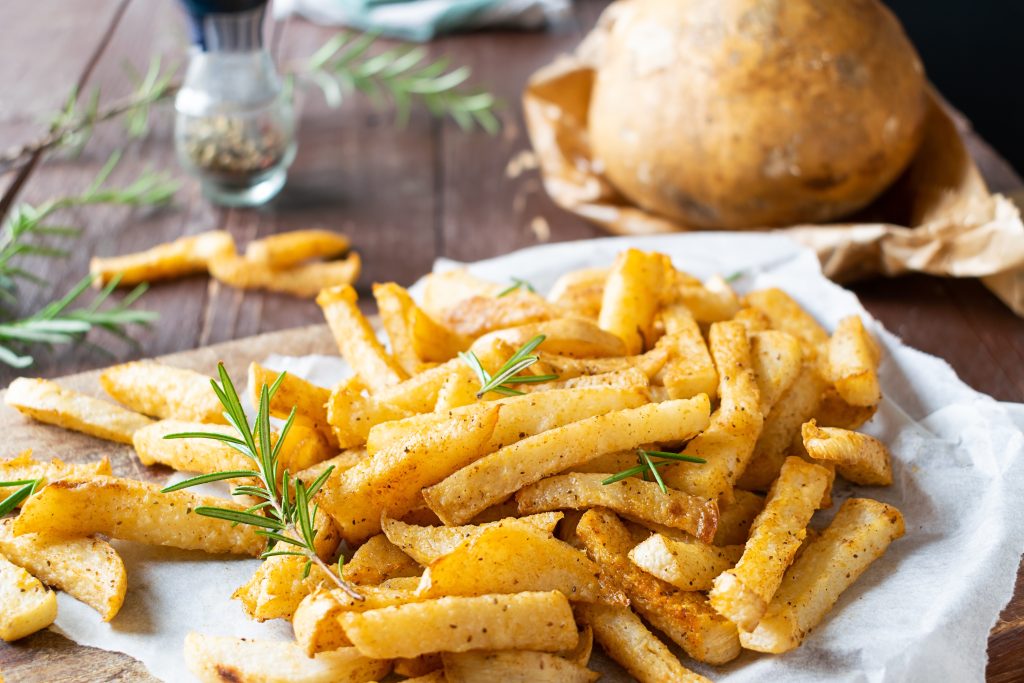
[{"x1": 179, "y1": 0, "x2": 267, "y2": 51}]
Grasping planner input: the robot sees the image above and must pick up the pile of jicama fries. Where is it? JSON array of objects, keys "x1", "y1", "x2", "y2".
[{"x1": 1, "y1": 247, "x2": 904, "y2": 682}]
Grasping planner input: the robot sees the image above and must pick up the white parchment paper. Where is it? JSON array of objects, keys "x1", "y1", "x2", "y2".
[{"x1": 50, "y1": 234, "x2": 1024, "y2": 683}]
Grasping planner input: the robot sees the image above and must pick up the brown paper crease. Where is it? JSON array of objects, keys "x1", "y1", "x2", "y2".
[{"x1": 522, "y1": 1, "x2": 1024, "y2": 316}]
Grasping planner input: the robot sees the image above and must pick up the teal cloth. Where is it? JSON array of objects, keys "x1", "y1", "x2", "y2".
[{"x1": 276, "y1": 0, "x2": 568, "y2": 42}]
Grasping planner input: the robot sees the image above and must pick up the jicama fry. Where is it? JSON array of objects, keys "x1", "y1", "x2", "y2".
[
  {"x1": 317, "y1": 284, "x2": 407, "y2": 391},
  {"x1": 827, "y1": 315, "x2": 882, "y2": 408},
  {"x1": 244, "y1": 229, "x2": 350, "y2": 268},
  {"x1": 90, "y1": 230, "x2": 234, "y2": 287},
  {"x1": 0, "y1": 451, "x2": 110, "y2": 508},
  {"x1": 342, "y1": 534, "x2": 421, "y2": 585},
  {"x1": 100, "y1": 361, "x2": 225, "y2": 423},
  {"x1": 5, "y1": 377, "x2": 153, "y2": 445},
  {"x1": 381, "y1": 512, "x2": 562, "y2": 565},
  {"x1": 0, "y1": 552, "x2": 57, "y2": 641},
  {"x1": 802, "y1": 420, "x2": 893, "y2": 486},
  {"x1": 629, "y1": 533, "x2": 743, "y2": 591},
  {"x1": 598, "y1": 249, "x2": 670, "y2": 354},
  {"x1": 657, "y1": 304, "x2": 718, "y2": 401},
  {"x1": 249, "y1": 363, "x2": 335, "y2": 446},
  {"x1": 209, "y1": 253, "x2": 361, "y2": 298},
  {"x1": 443, "y1": 292, "x2": 562, "y2": 338}
]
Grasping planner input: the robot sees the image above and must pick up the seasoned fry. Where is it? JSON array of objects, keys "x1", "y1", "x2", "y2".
[
  {"x1": 737, "y1": 362, "x2": 829, "y2": 491},
  {"x1": 548, "y1": 267, "x2": 608, "y2": 319},
  {"x1": 244, "y1": 229, "x2": 350, "y2": 268},
  {"x1": 249, "y1": 363, "x2": 335, "y2": 446},
  {"x1": 100, "y1": 361, "x2": 225, "y2": 423},
  {"x1": 714, "y1": 490, "x2": 765, "y2": 546},
  {"x1": 709, "y1": 457, "x2": 831, "y2": 631},
  {"x1": 629, "y1": 533, "x2": 743, "y2": 591},
  {"x1": 293, "y1": 590, "x2": 354, "y2": 654},
  {"x1": 209, "y1": 252, "x2": 362, "y2": 298},
  {"x1": 420, "y1": 269, "x2": 502, "y2": 318},
  {"x1": 338, "y1": 591, "x2": 579, "y2": 659},
  {"x1": 317, "y1": 284, "x2": 407, "y2": 391},
  {"x1": 575, "y1": 602, "x2": 711, "y2": 683},
  {"x1": 375, "y1": 282, "x2": 466, "y2": 373},
  {"x1": 416, "y1": 524, "x2": 627, "y2": 606},
  {"x1": 14, "y1": 475, "x2": 263, "y2": 556},
  {"x1": 441, "y1": 650, "x2": 600, "y2": 683},
  {"x1": 539, "y1": 345, "x2": 670, "y2": 381},
  {"x1": 0, "y1": 451, "x2": 111, "y2": 507},
  {"x1": 0, "y1": 519, "x2": 126, "y2": 621},
  {"x1": 516, "y1": 473, "x2": 719, "y2": 543},
  {"x1": 184, "y1": 634, "x2": 390, "y2": 683},
  {"x1": 662, "y1": 322, "x2": 763, "y2": 502},
  {"x1": 133, "y1": 419, "x2": 250, "y2": 470},
  {"x1": 295, "y1": 449, "x2": 366, "y2": 484},
  {"x1": 90, "y1": 230, "x2": 234, "y2": 287},
  {"x1": 5, "y1": 377, "x2": 153, "y2": 445},
  {"x1": 744, "y1": 288, "x2": 829, "y2": 359},
  {"x1": 815, "y1": 386, "x2": 878, "y2": 430},
  {"x1": 0, "y1": 552, "x2": 57, "y2": 641},
  {"x1": 802, "y1": 420, "x2": 893, "y2": 486},
  {"x1": 482, "y1": 318, "x2": 628, "y2": 358},
  {"x1": 381, "y1": 512, "x2": 562, "y2": 565},
  {"x1": 342, "y1": 534, "x2": 421, "y2": 585},
  {"x1": 750, "y1": 330, "x2": 802, "y2": 417},
  {"x1": 598, "y1": 248, "x2": 670, "y2": 354},
  {"x1": 326, "y1": 384, "x2": 412, "y2": 449},
  {"x1": 443, "y1": 292, "x2": 562, "y2": 338},
  {"x1": 741, "y1": 498, "x2": 905, "y2": 653},
  {"x1": 674, "y1": 275, "x2": 741, "y2": 323},
  {"x1": 318, "y1": 404, "x2": 500, "y2": 543},
  {"x1": 433, "y1": 365, "x2": 480, "y2": 411},
  {"x1": 424, "y1": 395, "x2": 711, "y2": 525},
  {"x1": 576, "y1": 508, "x2": 740, "y2": 664},
  {"x1": 657, "y1": 304, "x2": 719, "y2": 400},
  {"x1": 828, "y1": 315, "x2": 882, "y2": 407}
]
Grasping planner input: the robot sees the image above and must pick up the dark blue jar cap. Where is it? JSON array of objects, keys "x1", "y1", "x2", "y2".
[{"x1": 179, "y1": 0, "x2": 267, "y2": 50}]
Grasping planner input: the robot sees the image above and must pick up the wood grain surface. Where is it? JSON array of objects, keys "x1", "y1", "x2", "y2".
[{"x1": 0, "y1": 0, "x2": 1021, "y2": 680}]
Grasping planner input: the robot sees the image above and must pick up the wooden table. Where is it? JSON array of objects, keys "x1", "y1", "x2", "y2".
[{"x1": 0, "y1": 0, "x2": 1022, "y2": 680}]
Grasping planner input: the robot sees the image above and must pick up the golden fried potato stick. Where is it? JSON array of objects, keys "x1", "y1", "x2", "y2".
[
  {"x1": 828, "y1": 315, "x2": 882, "y2": 408},
  {"x1": 442, "y1": 292, "x2": 562, "y2": 339},
  {"x1": 0, "y1": 519, "x2": 125, "y2": 621},
  {"x1": 538, "y1": 345, "x2": 670, "y2": 382},
  {"x1": 657, "y1": 304, "x2": 719, "y2": 401},
  {"x1": 338, "y1": 591, "x2": 579, "y2": 659},
  {"x1": 184, "y1": 634, "x2": 390, "y2": 683},
  {"x1": 424, "y1": 395, "x2": 711, "y2": 526},
  {"x1": 709, "y1": 457, "x2": 832, "y2": 631},
  {"x1": 441, "y1": 650, "x2": 600, "y2": 683},
  {"x1": 744, "y1": 288, "x2": 830, "y2": 361},
  {"x1": 674, "y1": 275, "x2": 742, "y2": 323},
  {"x1": 420, "y1": 268, "x2": 502, "y2": 318},
  {"x1": 14, "y1": 475, "x2": 263, "y2": 556},
  {"x1": 575, "y1": 602, "x2": 712, "y2": 683},
  {"x1": 750, "y1": 330, "x2": 803, "y2": 417},
  {"x1": 90, "y1": 230, "x2": 234, "y2": 287},
  {"x1": 317, "y1": 284, "x2": 407, "y2": 391},
  {"x1": 5, "y1": 377, "x2": 153, "y2": 445},
  {"x1": 547, "y1": 266, "x2": 608, "y2": 320},
  {"x1": 741, "y1": 498, "x2": 905, "y2": 653},
  {"x1": 802, "y1": 420, "x2": 893, "y2": 486},
  {"x1": 416, "y1": 524, "x2": 628, "y2": 606},
  {"x1": 629, "y1": 533, "x2": 743, "y2": 591},
  {"x1": 210, "y1": 252, "x2": 361, "y2": 299},
  {"x1": 516, "y1": 473, "x2": 719, "y2": 544},
  {"x1": 598, "y1": 249, "x2": 671, "y2": 354},
  {"x1": 714, "y1": 489, "x2": 765, "y2": 546},
  {"x1": 374, "y1": 283, "x2": 467, "y2": 373},
  {"x1": 244, "y1": 229, "x2": 350, "y2": 269},
  {"x1": 133, "y1": 419, "x2": 251, "y2": 471},
  {"x1": 576, "y1": 508, "x2": 740, "y2": 665},
  {"x1": 341, "y1": 534, "x2": 421, "y2": 585},
  {"x1": 0, "y1": 451, "x2": 110, "y2": 508},
  {"x1": 736, "y1": 362, "x2": 829, "y2": 491},
  {"x1": 249, "y1": 363, "x2": 336, "y2": 447},
  {"x1": 0, "y1": 551, "x2": 57, "y2": 642},
  {"x1": 100, "y1": 360, "x2": 225, "y2": 423},
  {"x1": 481, "y1": 318, "x2": 628, "y2": 358},
  {"x1": 326, "y1": 383, "x2": 412, "y2": 449},
  {"x1": 433, "y1": 365, "x2": 480, "y2": 411},
  {"x1": 662, "y1": 321, "x2": 763, "y2": 502},
  {"x1": 381, "y1": 512, "x2": 562, "y2": 566}
]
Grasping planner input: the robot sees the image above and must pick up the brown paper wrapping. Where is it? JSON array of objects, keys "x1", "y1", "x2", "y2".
[{"x1": 523, "y1": 1, "x2": 1024, "y2": 315}]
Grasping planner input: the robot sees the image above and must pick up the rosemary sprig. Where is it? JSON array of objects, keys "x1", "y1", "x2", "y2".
[
  {"x1": 160, "y1": 363, "x2": 362, "y2": 600},
  {"x1": 459, "y1": 334, "x2": 558, "y2": 398},
  {"x1": 0, "y1": 478, "x2": 41, "y2": 517},
  {"x1": 302, "y1": 32, "x2": 500, "y2": 133},
  {"x1": 0, "y1": 274, "x2": 157, "y2": 368},
  {"x1": 496, "y1": 277, "x2": 536, "y2": 298},
  {"x1": 602, "y1": 449, "x2": 707, "y2": 494}
]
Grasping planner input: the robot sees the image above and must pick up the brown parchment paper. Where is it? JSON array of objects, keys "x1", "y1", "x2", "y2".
[{"x1": 523, "y1": 1, "x2": 1024, "y2": 315}]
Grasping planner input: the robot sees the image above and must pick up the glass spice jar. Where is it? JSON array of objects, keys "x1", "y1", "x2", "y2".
[{"x1": 174, "y1": 0, "x2": 296, "y2": 207}]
